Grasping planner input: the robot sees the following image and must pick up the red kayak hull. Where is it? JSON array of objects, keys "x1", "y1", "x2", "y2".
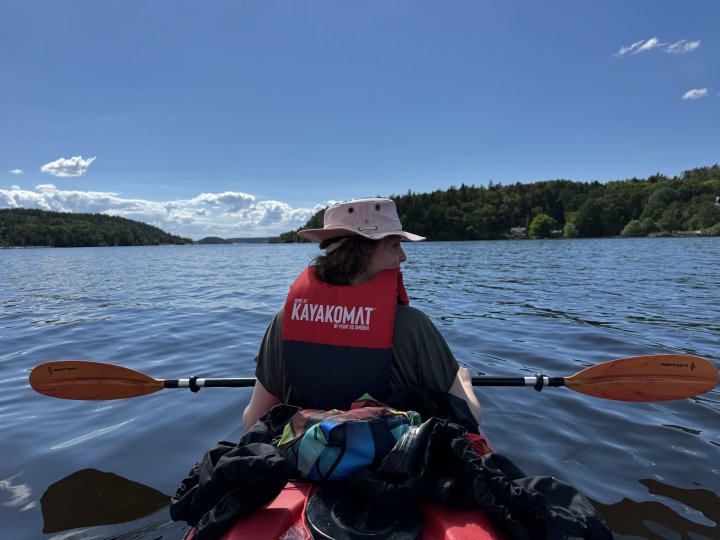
[{"x1": 187, "y1": 480, "x2": 503, "y2": 539}]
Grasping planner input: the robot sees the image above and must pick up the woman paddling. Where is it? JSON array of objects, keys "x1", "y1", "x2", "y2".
[{"x1": 242, "y1": 197, "x2": 482, "y2": 430}]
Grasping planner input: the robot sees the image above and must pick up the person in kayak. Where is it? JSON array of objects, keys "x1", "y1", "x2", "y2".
[{"x1": 242, "y1": 197, "x2": 482, "y2": 430}]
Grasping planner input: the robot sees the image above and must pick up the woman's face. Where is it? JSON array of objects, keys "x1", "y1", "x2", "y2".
[{"x1": 366, "y1": 236, "x2": 407, "y2": 279}]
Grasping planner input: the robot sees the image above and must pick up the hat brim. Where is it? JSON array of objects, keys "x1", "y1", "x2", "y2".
[{"x1": 298, "y1": 227, "x2": 425, "y2": 243}]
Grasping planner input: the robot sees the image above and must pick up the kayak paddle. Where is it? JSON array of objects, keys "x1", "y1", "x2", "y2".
[
  {"x1": 29, "y1": 354, "x2": 717, "y2": 402},
  {"x1": 29, "y1": 360, "x2": 256, "y2": 401},
  {"x1": 470, "y1": 354, "x2": 718, "y2": 402}
]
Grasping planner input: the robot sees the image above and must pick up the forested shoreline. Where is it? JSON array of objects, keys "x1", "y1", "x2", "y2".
[
  {"x1": 2, "y1": 166, "x2": 719, "y2": 248},
  {"x1": 274, "y1": 165, "x2": 720, "y2": 242},
  {"x1": 0, "y1": 209, "x2": 192, "y2": 248}
]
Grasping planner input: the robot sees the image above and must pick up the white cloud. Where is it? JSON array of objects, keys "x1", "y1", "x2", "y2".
[
  {"x1": 8, "y1": 169, "x2": 24, "y2": 175},
  {"x1": 681, "y1": 88, "x2": 708, "y2": 100},
  {"x1": 664, "y1": 39, "x2": 701, "y2": 54},
  {"x1": 616, "y1": 37, "x2": 701, "y2": 56},
  {"x1": 0, "y1": 184, "x2": 322, "y2": 240},
  {"x1": 190, "y1": 191, "x2": 256, "y2": 213},
  {"x1": 40, "y1": 156, "x2": 96, "y2": 177}
]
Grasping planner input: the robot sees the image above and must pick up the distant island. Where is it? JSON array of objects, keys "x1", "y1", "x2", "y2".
[
  {"x1": 0, "y1": 209, "x2": 191, "y2": 248},
  {"x1": 273, "y1": 164, "x2": 720, "y2": 242},
  {"x1": 195, "y1": 236, "x2": 273, "y2": 244}
]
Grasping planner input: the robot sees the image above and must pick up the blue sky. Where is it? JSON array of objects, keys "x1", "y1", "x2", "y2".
[{"x1": 1, "y1": 1, "x2": 718, "y2": 239}]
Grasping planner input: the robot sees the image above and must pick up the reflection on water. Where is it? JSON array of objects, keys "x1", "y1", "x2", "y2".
[
  {"x1": 51, "y1": 420, "x2": 137, "y2": 450},
  {"x1": 40, "y1": 469, "x2": 169, "y2": 533},
  {"x1": 592, "y1": 478, "x2": 718, "y2": 539},
  {"x1": 0, "y1": 475, "x2": 36, "y2": 512}
]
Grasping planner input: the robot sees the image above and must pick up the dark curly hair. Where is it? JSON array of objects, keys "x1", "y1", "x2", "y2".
[{"x1": 313, "y1": 236, "x2": 378, "y2": 285}]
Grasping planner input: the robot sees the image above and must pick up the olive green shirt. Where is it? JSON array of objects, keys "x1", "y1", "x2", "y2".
[{"x1": 255, "y1": 305, "x2": 459, "y2": 404}]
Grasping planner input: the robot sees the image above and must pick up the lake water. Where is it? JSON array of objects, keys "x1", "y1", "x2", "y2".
[{"x1": 1, "y1": 238, "x2": 718, "y2": 540}]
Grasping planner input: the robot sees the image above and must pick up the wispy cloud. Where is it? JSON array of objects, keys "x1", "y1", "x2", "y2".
[
  {"x1": 681, "y1": 88, "x2": 708, "y2": 100},
  {"x1": 40, "y1": 156, "x2": 96, "y2": 177},
  {"x1": 665, "y1": 39, "x2": 701, "y2": 54},
  {"x1": 0, "y1": 184, "x2": 325, "y2": 239},
  {"x1": 617, "y1": 37, "x2": 663, "y2": 56},
  {"x1": 616, "y1": 37, "x2": 701, "y2": 56},
  {"x1": 8, "y1": 169, "x2": 24, "y2": 175}
]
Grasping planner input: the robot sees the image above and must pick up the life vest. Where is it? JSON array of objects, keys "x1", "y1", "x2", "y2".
[{"x1": 282, "y1": 266, "x2": 409, "y2": 410}]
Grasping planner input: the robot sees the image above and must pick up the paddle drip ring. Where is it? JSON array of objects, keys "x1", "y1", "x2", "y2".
[
  {"x1": 188, "y1": 376, "x2": 201, "y2": 393},
  {"x1": 534, "y1": 373, "x2": 544, "y2": 392}
]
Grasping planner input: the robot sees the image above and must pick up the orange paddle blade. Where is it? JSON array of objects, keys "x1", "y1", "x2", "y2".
[
  {"x1": 30, "y1": 361, "x2": 164, "y2": 400},
  {"x1": 565, "y1": 354, "x2": 718, "y2": 402}
]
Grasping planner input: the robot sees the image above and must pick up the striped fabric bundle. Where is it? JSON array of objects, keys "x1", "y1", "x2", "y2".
[{"x1": 278, "y1": 394, "x2": 421, "y2": 481}]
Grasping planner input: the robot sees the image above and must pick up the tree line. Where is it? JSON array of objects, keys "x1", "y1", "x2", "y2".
[
  {"x1": 273, "y1": 165, "x2": 720, "y2": 242},
  {"x1": 0, "y1": 209, "x2": 192, "y2": 248},
  {"x1": 3, "y1": 165, "x2": 718, "y2": 247}
]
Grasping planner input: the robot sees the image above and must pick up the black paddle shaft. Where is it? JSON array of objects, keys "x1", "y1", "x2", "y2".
[
  {"x1": 163, "y1": 377, "x2": 257, "y2": 392},
  {"x1": 470, "y1": 375, "x2": 566, "y2": 391},
  {"x1": 163, "y1": 375, "x2": 566, "y2": 392}
]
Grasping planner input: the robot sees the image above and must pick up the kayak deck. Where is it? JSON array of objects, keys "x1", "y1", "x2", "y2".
[{"x1": 187, "y1": 480, "x2": 503, "y2": 540}]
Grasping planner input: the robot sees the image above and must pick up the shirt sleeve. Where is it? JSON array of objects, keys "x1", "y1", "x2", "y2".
[
  {"x1": 254, "y1": 308, "x2": 290, "y2": 401},
  {"x1": 390, "y1": 306, "x2": 459, "y2": 394}
]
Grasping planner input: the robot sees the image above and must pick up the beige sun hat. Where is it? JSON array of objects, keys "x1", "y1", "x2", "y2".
[{"x1": 298, "y1": 198, "x2": 425, "y2": 243}]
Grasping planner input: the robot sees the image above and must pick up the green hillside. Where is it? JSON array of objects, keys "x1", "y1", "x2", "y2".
[
  {"x1": 273, "y1": 165, "x2": 720, "y2": 242},
  {"x1": 0, "y1": 208, "x2": 192, "y2": 248}
]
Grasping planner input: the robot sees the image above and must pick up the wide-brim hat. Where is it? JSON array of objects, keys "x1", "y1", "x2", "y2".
[{"x1": 298, "y1": 198, "x2": 425, "y2": 243}]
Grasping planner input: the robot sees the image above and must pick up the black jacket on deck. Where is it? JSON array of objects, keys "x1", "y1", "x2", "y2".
[
  {"x1": 169, "y1": 406, "x2": 297, "y2": 540},
  {"x1": 170, "y1": 391, "x2": 613, "y2": 540}
]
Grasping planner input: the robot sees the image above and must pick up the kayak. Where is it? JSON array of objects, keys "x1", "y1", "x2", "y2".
[{"x1": 185, "y1": 479, "x2": 503, "y2": 539}]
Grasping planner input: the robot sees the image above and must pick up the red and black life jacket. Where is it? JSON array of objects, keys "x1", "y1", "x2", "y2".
[{"x1": 282, "y1": 266, "x2": 409, "y2": 410}]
